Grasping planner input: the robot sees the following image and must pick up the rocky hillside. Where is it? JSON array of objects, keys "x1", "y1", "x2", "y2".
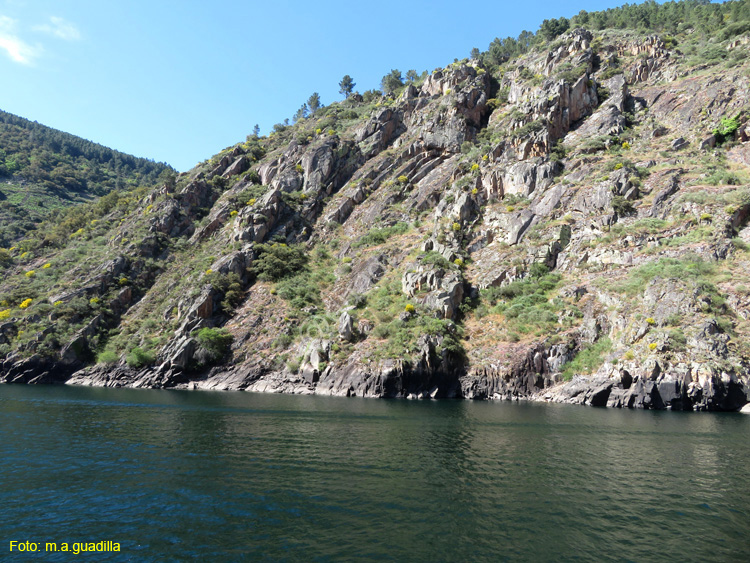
[
  {"x1": 0, "y1": 109, "x2": 173, "y2": 246},
  {"x1": 2, "y1": 3, "x2": 750, "y2": 412}
]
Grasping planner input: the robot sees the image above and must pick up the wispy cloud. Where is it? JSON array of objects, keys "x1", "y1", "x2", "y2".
[
  {"x1": 0, "y1": 15, "x2": 40, "y2": 65},
  {"x1": 33, "y1": 16, "x2": 80, "y2": 41}
]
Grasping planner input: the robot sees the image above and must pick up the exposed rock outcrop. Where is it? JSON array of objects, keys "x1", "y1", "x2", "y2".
[{"x1": 3, "y1": 26, "x2": 750, "y2": 415}]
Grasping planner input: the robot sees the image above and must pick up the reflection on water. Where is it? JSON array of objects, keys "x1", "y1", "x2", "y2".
[{"x1": 1, "y1": 385, "x2": 749, "y2": 562}]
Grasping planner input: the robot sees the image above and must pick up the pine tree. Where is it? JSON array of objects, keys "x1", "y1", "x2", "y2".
[
  {"x1": 293, "y1": 104, "x2": 309, "y2": 123},
  {"x1": 307, "y1": 93, "x2": 321, "y2": 115},
  {"x1": 339, "y1": 75, "x2": 355, "y2": 98},
  {"x1": 380, "y1": 69, "x2": 403, "y2": 95}
]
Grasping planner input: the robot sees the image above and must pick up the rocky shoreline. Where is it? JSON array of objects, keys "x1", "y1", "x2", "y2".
[{"x1": 5, "y1": 353, "x2": 739, "y2": 412}]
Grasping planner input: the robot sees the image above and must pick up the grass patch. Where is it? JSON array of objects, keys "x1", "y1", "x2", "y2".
[
  {"x1": 352, "y1": 222, "x2": 410, "y2": 249},
  {"x1": 479, "y1": 267, "x2": 580, "y2": 337},
  {"x1": 562, "y1": 338, "x2": 612, "y2": 381},
  {"x1": 612, "y1": 257, "x2": 715, "y2": 296}
]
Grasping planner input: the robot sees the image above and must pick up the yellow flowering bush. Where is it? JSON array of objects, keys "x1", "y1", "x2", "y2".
[
  {"x1": 0, "y1": 309, "x2": 10, "y2": 320},
  {"x1": 19, "y1": 298, "x2": 32, "y2": 309},
  {"x1": 25, "y1": 270, "x2": 35, "y2": 278},
  {"x1": 42, "y1": 263, "x2": 51, "y2": 269}
]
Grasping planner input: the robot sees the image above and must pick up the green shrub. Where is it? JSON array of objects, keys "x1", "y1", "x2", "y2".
[
  {"x1": 97, "y1": 350, "x2": 119, "y2": 364},
  {"x1": 195, "y1": 327, "x2": 233, "y2": 361},
  {"x1": 254, "y1": 243, "x2": 308, "y2": 281},
  {"x1": 529, "y1": 262, "x2": 549, "y2": 279},
  {"x1": 579, "y1": 135, "x2": 612, "y2": 153},
  {"x1": 276, "y1": 274, "x2": 322, "y2": 310},
  {"x1": 126, "y1": 347, "x2": 155, "y2": 369},
  {"x1": 700, "y1": 45, "x2": 728, "y2": 64},
  {"x1": 556, "y1": 62, "x2": 588, "y2": 84},
  {"x1": 348, "y1": 292, "x2": 367, "y2": 308},
  {"x1": 273, "y1": 334, "x2": 293, "y2": 349},
  {"x1": 598, "y1": 65, "x2": 622, "y2": 81},
  {"x1": 732, "y1": 238, "x2": 750, "y2": 252},
  {"x1": 668, "y1": 329, "x2": 687, "y2": 351},
  {"x1": 705, "y1": 170, "x2": 741, "y2": 186},
  {"x1": 612, "y1": 196, "x2": 635, "y2": 215},
  {"x1": 549, "y1": 141, "x2": 566, "y2": 163},
  {"x1": 353, "y1": 222, "x2": 409, "y2": 249},
  {"x1": 510, "y1": 119, "x2": 546, "y2": 139},
  {"x1": 420, "y1": 251, "x2": 452, "y2": 270},
  {"x1": 244, "y1": 169, "x2": 261, "y2": 184}
]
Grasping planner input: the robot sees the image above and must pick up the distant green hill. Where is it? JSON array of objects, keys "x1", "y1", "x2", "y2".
[{"x1": 0, "y1": 109, "x2": 174, "y2": 246}]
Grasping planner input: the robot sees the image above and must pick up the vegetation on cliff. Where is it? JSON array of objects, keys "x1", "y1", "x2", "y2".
[{"x1": 1, "y1": 0, "x2": 750, "y2": 411}]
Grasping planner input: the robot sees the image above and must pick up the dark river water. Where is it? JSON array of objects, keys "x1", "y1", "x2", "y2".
[{"x1": 1, "y1": 384, "x2": 749, "y2": 562}]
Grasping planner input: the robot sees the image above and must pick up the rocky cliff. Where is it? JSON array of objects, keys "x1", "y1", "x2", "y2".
[{"x1": 2, "y1": 24, "x2": 750, "y2": 412}]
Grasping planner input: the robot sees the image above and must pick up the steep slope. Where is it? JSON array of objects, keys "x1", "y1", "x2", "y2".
[
  {"x1": 2, "y1": 2, "x2": 750, "y2": 412},
  {"x1": 0, "y1": 109, "x2": 174, "y2": 246}
]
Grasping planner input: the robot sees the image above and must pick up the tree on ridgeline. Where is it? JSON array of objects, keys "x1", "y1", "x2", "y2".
[
  {"x1": 307, "y1": 92, "x2": 321, "y2": 115},
  {"x1": 380, "y1": 69, "x2": 403, "y2": 95},
  {"x1": 339, "y1": 75, "x2": 355, "y2": 98},
  {"x1": 293, "y1": 103, "x2": 309, "y2": 123}
]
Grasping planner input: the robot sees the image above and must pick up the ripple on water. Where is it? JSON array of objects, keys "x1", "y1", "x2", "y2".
[{"x1": 1, "y1": 386, "x2": 749, "y2": 562}]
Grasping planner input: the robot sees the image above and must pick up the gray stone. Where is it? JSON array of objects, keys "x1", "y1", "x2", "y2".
[
  {"x1": 338, "y1": 312, "x2": 354, "y2": 342},
  {"x1": 671, "y1": 137, "x2": 689, "y2": 150}
]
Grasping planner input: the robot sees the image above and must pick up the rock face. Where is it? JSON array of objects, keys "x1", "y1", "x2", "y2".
[
  {"x1": 402, "y1": 266, "x2": 464, "y2": 320},
  {"x1": 2, "y1": 26, "x2": 750, "y2": 413}
]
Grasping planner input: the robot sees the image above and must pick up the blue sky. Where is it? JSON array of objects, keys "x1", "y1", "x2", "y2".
[{"x1": 1, "y1": 0, "x2": 652, "y2": 171}]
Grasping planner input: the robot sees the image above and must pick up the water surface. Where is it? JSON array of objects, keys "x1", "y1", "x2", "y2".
[{"x1": 1, "y1": 385, "x2": 749, "y2": 561}]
